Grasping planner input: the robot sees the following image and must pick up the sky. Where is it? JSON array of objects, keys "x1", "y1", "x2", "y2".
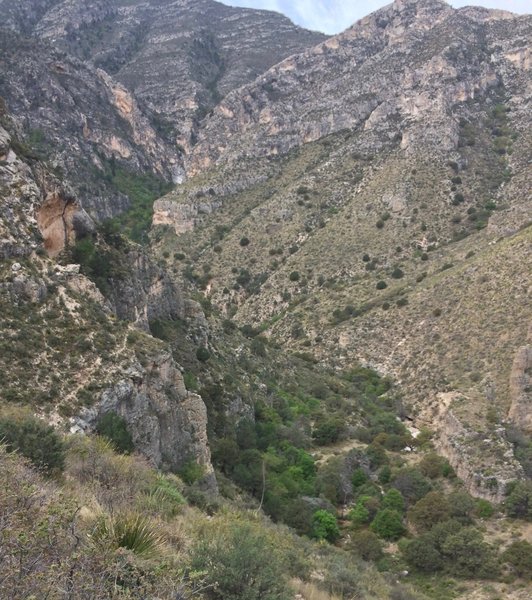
[{"x1": 220, "y1": 1, "x2": 531, "y2": 34}]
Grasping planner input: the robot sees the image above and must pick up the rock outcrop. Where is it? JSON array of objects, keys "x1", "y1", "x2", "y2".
[
  {"x1": 508, "y1": 339, "x2": 532, "y2": 434},
  {"x1": 105, "y1": 248, "x2": 186, "y2": 331},
  {"x1": 425, "y1": 393, "x2": 524, "y2": 503},
  {"x1": 73, "y1": 352, "x2": 216, "y2": 490},
  {"x1": 0, "y1": 101, "x2": 215, "y2": 483},
  {"x1": 37, "y1": 191, "x2": 94, "y2": 257},
  {"x1": 0, "y1": 0, "x2": 324, "y2": 220},
  {"x1": 0, "y1": 124, "x2": 44, "y2": 259},
  {"x1": 0, "y1": 29, "x2": 180, "y2": 221}
]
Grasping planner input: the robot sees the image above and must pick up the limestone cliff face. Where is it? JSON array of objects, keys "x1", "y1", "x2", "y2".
[
  {"x1": 508, "y1": 338, "x2": 532, "y2": 434},
  {"x1": 9, "y1": 0, "x2": 325, "y2": 150},
  {"x1": 421, "y1": 393, "x2": 524, "y2": 503},
  {"x1": 105, "y1": 248, "x2": 186, "y2": 331},
  {"x1": 0, "y1": 107, "x2": 215, "y2": 484},
  {"x1": 73, "y1": 352, "x2": 216, "y2": 489},
  {"x1": 37, "y1": 190, "x2": 94, "y2": 258},
  {"x1": 188, "y1": 0, "x2": 530, "y2": 175},
  {"x1": 0, "y1": 0, "x2": 324, "y2": 220},
  {"x1": 0, "y1": 125, "x2": 43, "y2": 258},
  {"x1": 0, "y1": 29, "x2": 180, "y2": 221}
]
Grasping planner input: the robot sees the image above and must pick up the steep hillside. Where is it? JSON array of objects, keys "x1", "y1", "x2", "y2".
[
  {"x1": 34, "y1": 0, "x2": 325, "y2": 142},
  {"x1": 1, "y1": 1, "x2": 532, "y2": 598},
  {"x1": 0, "y1": 28, "x2": 180, "y2": 221},
  {"x1": 0, "y1": 0, "x2": 323, "y2": 224},
  {"x1": 153, "y1": 0, "x2": 532, "y2": 500},
  {"x1": 0, "y1": 106, "x2": 217, "y2": 485}
]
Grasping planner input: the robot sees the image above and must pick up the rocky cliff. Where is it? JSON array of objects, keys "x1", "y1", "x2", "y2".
[
  {"x1": 0, "y1": 0, "x2": 324, "y2": 220},
  {"x1": 73, "y1": 351, "x2": 216, "y2": 488},
  {"x1": 187, "y1": 0, "x2": 529, "y2": 173},
  {"x1": 0, "y1": 104, "x2": 215, "y2": 484}
]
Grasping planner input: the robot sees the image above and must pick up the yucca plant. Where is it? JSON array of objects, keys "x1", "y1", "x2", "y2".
[
  {"x1": 90, "y1": 513, "x2": 165, "y2": 558},
  {"x1": 139, "y1": 474, "x2": 186, "y2": 518}
]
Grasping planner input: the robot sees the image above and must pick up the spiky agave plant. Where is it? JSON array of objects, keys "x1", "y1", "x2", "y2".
[{"x1": 90, "y1": 513, "x2": 165, "y2": 558}]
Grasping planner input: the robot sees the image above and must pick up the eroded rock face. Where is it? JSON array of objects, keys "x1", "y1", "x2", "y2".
[
  {"x1": 0, "y1": 29, "x2": 179, "y2": 221},
  {"x1": 0, "y1": 0, "x2": 324, "y2": 220},
  {"x1": 418, "y1": 393, "x2": 523, "y2": 503},
  {"x1": 37, "y1": 191, "x2": 93, "y2": 257},
  {"x1": 188, "y1": 0, "x2": 530, "y2": 177},
  {"x1": 0, "y1": 126, "x2": 45, "y2": 259},
  {"x1": 104, "y1": 248, "x2": 185, "y2": 331},
  {"x1": 73, "y1": 352, "x2": 216, "y2": 489},
  {"x1": 153, "y1": 197, "x2": 223, "y2": 234},
  {"x1": 508, "y1": 341, "x2": 532, "y2": 434},
  {"x1": 6, "y1": 0, "x2": 325, "y2": 149}
]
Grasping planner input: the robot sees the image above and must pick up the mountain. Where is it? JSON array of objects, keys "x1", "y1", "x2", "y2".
[
  {"x1": 153, "y1": 0, "x2": 532, "y2": 501},
  {"x1": 0, "y1": 0, "x2": 325, "y2": 220},
  {"x1": 1, "y1": 1, "x2": 532, "y2": 599}
]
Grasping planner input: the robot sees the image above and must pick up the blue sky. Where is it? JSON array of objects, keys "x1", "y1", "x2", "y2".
[{"x1": 220, "y1": 1, "x2": 531, "y2": 34}]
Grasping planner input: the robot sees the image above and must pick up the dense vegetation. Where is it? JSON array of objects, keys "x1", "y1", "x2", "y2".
[
  {"x1": 0, "y1": 436, "x2": 402, "y2": 600},
  {"x1": 97, "y1": 159, "x2": 173, "y2": 244}
]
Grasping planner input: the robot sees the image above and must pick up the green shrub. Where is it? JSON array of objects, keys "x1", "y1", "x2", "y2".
[
  {"x1": 352, "y1": 530, "x2": 383, "y2": 561},
  {"x1": 0, "y1": 416, "x2": 65, "y2": 475},
  {"x1": 311, "y1": 510, "x2": 340, "y2": 542},
  {"x1": 95, "y1": 412, "x2": 134, "y2": 454},
  {"x1": 408, "y1": 492, "x2": 450, "y2": 532},
  {"x1": 366, "y1": 443, "x2": 389, "y2": 469},
  {"x1": 378, "y1": 465, "x2": 392, "y2": 484},
  {"x1": 475, "y1": 498, "x2": 495, "y2": 519},
  {"x1": 196, "y1": 347, "x2": 211, "y2": 362},
  {"x1": 391, "y1": 268, "x2": 404, "y2": 279},
  {"x1": 382, "y1": 488, "x2": 405, "y2": 513},
  {"x1": 419, "y1": 452, "x2": 449, "y2": 479},
  {"x1": 502, "y1": 540, "x2": 532, "y2": 579},
  {"x1": 349, "y1": 503, "x2": 370, "y2": 526},
  {"x1": 144, "y1": 474, "x2": 185, "y2": 517},
  {"x1": 403, "y1": 519, "x2": 498, "y2": 578},
  {"x1": 312, "y1": 417, "x2": 344, "y2": 445},
  {"x1": 191, "y1": 522, "x2": 292, "y2": 600},
  {"x1": 289, "y1": 271, "x2": 300, "y2": 282},
  {"x1": 370, "y1": 509, "x2": 406, "y2": 540},
  {"x1": 505, "y1": 481, "x2": 532, "y2": 520},
  {"x1": 402, "y1": 536, "x2": 444, "y2": 573},
  {"x1": 352, "y1": 467, "x2": 368, "y2": 489},
  {"x1": 108, "y1": 166, "x2": 172, "y2": 243},
  {"x1": 441, "y1": 527, "x2": 498, "y2": 578},
  {"x1": 240, "y1": 237, "x2": 250, "y2": 247},
  {"x1": 391, "y1": 468, "x2": 432, "y2": 505},
  {"x1": 178, "y1": 460, "x2": 205, "y2": 485},
  {"x1": 376, "y1": 280, "x2": 387, "y2": 290},
  {"x1": 447, "y1": 491, "x2": 475, "y2": 522}
]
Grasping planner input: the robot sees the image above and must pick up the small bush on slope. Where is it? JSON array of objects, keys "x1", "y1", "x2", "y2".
[
  {"x1": 0, "y1": 414, "x2": 65, "y2": 475},
  {"x1": 190, "y1": 521, "x2": 293, "y2": 600}
]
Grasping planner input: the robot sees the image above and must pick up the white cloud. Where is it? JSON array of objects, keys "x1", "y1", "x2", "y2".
[{"x1": 220, "y1": 0, "x2": 531, "y2": 34}]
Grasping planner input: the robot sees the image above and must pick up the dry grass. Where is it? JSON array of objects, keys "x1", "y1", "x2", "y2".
[{"x1": 291, "y1": 579, "x2": 342, "y2": 600}]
